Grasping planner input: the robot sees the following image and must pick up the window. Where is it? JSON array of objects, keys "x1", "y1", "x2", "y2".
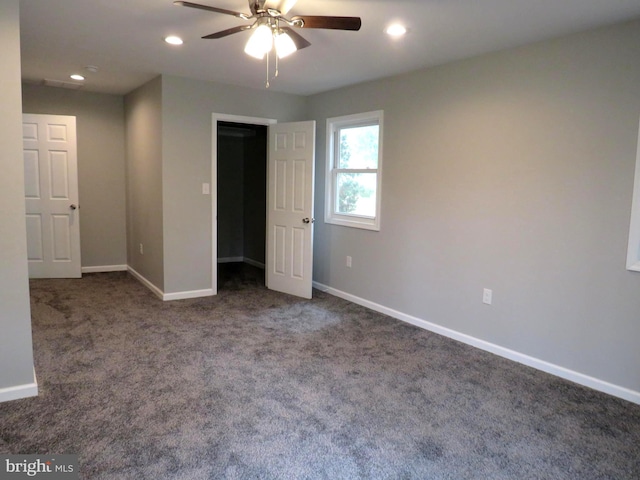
[{"x1": 325, "y1": 110, "x2": 383, "y2": 231}]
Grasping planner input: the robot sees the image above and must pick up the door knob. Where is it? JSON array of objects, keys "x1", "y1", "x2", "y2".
[
  {"x1": 70, "y1": 204, "x2": 78, "y2": 210},
  {"x1": 302, "y1": 217, "x2": 315, "y2": 224}
]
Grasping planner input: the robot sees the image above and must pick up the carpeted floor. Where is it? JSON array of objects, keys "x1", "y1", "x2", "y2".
[{"x1": 1, "y1": 265, "x2": 639, "y2": 479}]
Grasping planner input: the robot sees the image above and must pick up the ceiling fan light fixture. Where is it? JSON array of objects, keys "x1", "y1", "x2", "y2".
[
  {"x1": 274, "y1": 31, "x2": 297, "y2": 59},
  {"x1": 244, "y1": 24, "x2": 273, "y2": 59}
]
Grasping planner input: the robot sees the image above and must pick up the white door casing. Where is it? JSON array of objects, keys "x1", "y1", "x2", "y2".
[
  {"x1": 266, "y1": 121, "x2": 316, "y2": 299},
  {"x1": 23, "y1": 114, "x2": 81, "y2": 278},
  {"x1": 211, "y1": 114, "x2": 276, "y2": 294}
]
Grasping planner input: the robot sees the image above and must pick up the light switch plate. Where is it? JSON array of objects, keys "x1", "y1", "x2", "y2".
[{"x1": 483, "y1": 288, "x2": 493, "y2": 305}]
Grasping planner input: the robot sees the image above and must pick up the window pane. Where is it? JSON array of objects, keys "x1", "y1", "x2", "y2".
[
  {"x1": 338, "y1": 125, "x2": 379, "y2": 169},
  {"x1": 336, "y1": 173, "x2": 377, "y2": 217}
]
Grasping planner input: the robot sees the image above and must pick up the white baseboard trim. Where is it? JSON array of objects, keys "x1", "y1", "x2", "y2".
[
  {"x1": 0, "y1": 369, "x2": 38, "y2": 403},
  {"x1": 313, "y1": 281, "x2": 640, "y2": 405},
  {"x1": 163, "y1": 289, "x2": 215, "y2": 301},
  {"x1": 82, "y1": 264, "x2": 128, "y2": 274},
  {"x1": 243, "y1": 258, "x2": 265, "y2": 270},
  {"x1": 127, "y1": 266, "x2": 164, "y2": 300},
  {"x1": 127, "y1": 266, "x2": 214, "y2": 302},
  {"x1": 217, "y1": 257, "x2": 265, "y2": 270},
  {"x1": 218, "y1": 257, "x2": 244, "y2": 264}
]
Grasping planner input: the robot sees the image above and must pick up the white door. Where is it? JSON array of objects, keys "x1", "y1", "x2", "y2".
[
  {"x1": 23, "y1": 114, "x2": 81, "y2": 278},
  {"x1": 266, "y1": 121, "x2": 315, "y2": 299}
]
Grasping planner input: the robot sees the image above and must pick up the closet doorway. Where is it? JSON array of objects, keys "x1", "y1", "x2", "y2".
[{"x1": 216, "y1": 120, "x2": 268, "y2": 290}]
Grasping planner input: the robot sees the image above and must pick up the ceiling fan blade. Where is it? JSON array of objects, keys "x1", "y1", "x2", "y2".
[
  {"x1": 174, "y1": 1, "x2": 250, "y2": 20},
  {"x1": 202, "y1": 25, "x2": 253, "y2": 39},
  {"x1": 281, "y1": 27, "x2": 310, "y2": 50},
  {"x1": 291, "y1": 15, "x2": 361, "y2": 31}
]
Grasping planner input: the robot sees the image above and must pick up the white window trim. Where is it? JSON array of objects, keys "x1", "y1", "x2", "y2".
[
  {"x1": 626, "y1": 116, "x2": 640, "y2": 272},
  {"x1": 325, "y1": 110, "x2": 383, "y2": 231}
]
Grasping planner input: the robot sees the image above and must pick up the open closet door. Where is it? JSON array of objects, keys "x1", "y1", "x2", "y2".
[{"x1": 266, "y1": 121, "x2": 315, "y2": 299}]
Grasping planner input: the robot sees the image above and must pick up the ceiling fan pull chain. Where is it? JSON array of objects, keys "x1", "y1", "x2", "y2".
[
  {"x1": 274, "y1": 19, "x2": 280, "y2": 79},
  {"x1": 265, "y1": 49, "x2": 270, "y2": 88}
]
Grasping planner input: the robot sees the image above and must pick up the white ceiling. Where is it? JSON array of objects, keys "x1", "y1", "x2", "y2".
[{"x1": 19, "y1": 0, "x2": 640, "y2": 96}]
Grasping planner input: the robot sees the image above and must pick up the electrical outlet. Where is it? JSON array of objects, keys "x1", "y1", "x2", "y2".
[
  {"x1": 346, "y1": 256, "x2": 352, "y2": 268},
  {"x1": 139, "y1": 243, "x2": 144, "y2": 255},
  {"x1": 483, "y1": 288, "x2": 492, "y2": 305}
]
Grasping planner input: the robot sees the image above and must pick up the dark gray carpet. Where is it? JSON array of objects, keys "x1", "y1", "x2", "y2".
[{"x1": 1, "y1": 265, "x2": 639, "y2": 479}]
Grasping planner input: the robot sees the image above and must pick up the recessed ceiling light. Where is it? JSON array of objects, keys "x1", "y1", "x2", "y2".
[
  {"x1": 164, "y1": 36, "x2": 184, "y2": 45},
  {"x1": 85, "y1": 65, "x2": 99, "y2": 73},
  {"x1": 385, "y1": 24, "x2": 407, "y2": 37},
  {"x1": 70, "y1": 74, "x2": 85, "y2": 81}
]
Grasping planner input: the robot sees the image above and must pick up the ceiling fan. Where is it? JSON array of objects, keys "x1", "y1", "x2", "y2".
[{"x1": 174, "y1": 0, "x2": 362, "y2": 60}]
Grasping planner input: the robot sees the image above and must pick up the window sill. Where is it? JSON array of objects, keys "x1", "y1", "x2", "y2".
[{"x1": 325, "y1": 215, "x2": 380, "y2": 231}]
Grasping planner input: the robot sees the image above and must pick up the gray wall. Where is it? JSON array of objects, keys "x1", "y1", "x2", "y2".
[
  {"x1": 0, "y1": 0, "x2": 36, "y2": 393},
  {"x1": 22, "y1": 85, "x2": 127, "y2": 269},
  {"x1": 161, "y1": 75, "x2": 307, "y2": 294},
  {"x1": 125, "y1": 77, "x2": 164, "y2": 290},
  {"x1": 309, "y1": 20, "x2": 640, "y2": 392}
]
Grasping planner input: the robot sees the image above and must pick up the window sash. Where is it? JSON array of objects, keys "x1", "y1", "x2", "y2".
[
  {"x1": 335, "y1": 124, "x2": 380, "y2": 170},
  {"x1": 333, "y1": 171, "x2": 378, "y2": 219}
]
